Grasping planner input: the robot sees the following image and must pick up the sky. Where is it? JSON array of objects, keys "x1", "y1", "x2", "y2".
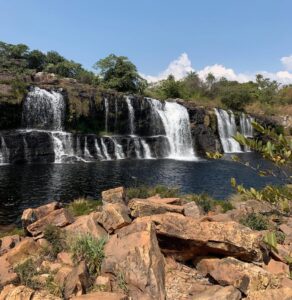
[{"x1": 1, "y1": 0, "x2": 292, "y2": 83}]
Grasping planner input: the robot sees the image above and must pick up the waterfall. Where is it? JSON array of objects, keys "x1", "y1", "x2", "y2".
[
  {"x1": 0, "y1": 136, "x2": 9, "y2": 164},
  {"x1": 214, "y1": 108, "x2": 242, "y2": 153},
  {"x1": 51, "y1": 133, "x2": 65, "y2": 163},
  {"x1": 133, "y1": 138, "x2": 142, "y2": 159},
  {"x1": 141, "y1": 139, "x2": 152, "y2": 159},
  {"x1": 101, "y1": 138, "x2": 111, "y2": 160},
  {"x1": 240, "y1": 113, "x2": 254, "y2": 138},
  {"x1": 22, "y1": 87, "x2": 65, "y2": 130},
  {"x1": 104, "y1": 98, "x2": 109, "y2": 132},
  {"x1": 94, "y1": 139, "x2": 104, "y2": 160},
  {"x1": 84, "y1": 137, "x2": 92, "y2": 158},
  {"x1": 126, "y1": 96, "x2": 135, "y2": 135},
  {"x1": 147, "y1": 99, "x2": 196, "y2": 160},
  {"x1": 109, "y1": 137, "x2": 125, "y2": 160}
]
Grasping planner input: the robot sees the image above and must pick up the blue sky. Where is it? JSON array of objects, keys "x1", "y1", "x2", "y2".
[{"x1": 1, "y1": 0, "x2": 292, "y2": 83}]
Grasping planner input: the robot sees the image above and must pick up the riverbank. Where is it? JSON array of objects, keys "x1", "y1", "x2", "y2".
[{"x1": 1, "y1": 186, "x2": 292, "y2": 299}]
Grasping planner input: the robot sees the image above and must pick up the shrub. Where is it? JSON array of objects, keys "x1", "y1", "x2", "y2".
[
  {"x1": 126, "y1": 185, "x2": 180, "y2": 200},
  {"x1": 14, "y1": 258, "x2": 41, "y2": 289},
  {"x1": 70, "y1": 234, "x2": 106, "y2": 276},
  {"x1": 67, "y1": 198, "x2": 102, "y2": 217},
  {"x1": 43, "y1": 225, "x2": 66, "y2": 258},
  {"x1": 240, "y1": 213, "x2": 268, "y2": 231},
  {"x1": 0, "y1": 227, "x2": 24, "y2": 238},
  {"x1": 275, "y1": 231, "x2": 286, "y2": 244}
]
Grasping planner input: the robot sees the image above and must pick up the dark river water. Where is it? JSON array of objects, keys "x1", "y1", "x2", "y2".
[{"x1": 0, "y1": 153, "x2": 283, "y2": 225}]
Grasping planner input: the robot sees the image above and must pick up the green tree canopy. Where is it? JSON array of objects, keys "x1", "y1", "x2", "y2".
[{"x1": 93, "y1": 54, "x2": 146, "y2": 93}]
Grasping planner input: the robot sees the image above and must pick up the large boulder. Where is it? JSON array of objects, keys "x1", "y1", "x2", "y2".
[
  {"x1": 102, "y1": 187, "x2": 126, "y2": 205},
  {"x1": 96, "y1": 203, "x2": 131, "y2": 233},
  {"x1": 135, "y1": 213, "x2": 263, "y2": 262},
  {"x1": 101, "y1": 221, "x2": 165, "y2": 300},
  {"x1": 21, "y1": 201, "x2": 60, "y2": 230},
  {"x1": 27, "y1": 208, "x2": 74, "y2": 238},
  {"x1": 196, "y1": 257, "x2": 281, "y2": 295},
  {"x1": 64, "y1": 212, "x2": 107, "y2": 239},
  {"x1": 191, "y1": 284, "x2": 242, "y2": 300},
  {"x1": 0, "y1": 255, "x2": 18, "y2": 287},
  {"x1": 128, "y1": 198, "x2": 184, "y2": 218}
]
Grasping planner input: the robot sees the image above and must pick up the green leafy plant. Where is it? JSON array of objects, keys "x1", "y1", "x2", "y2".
[
  {"x1": 126, "y1": 185, "x2": 180, "y2": 200},
  {"x1": 264, "y1": 231, "x2": 278, "y2": 252},
  {"x1": 70, "y1": 234, "x2": 106, "y2": 276},
  {"x1": 117, "y1": 272, "x2": 128, "y2": 294},
  {"x1": 43, "y1": 225, "x2": 67, "y2": 259},
  {"x1": 240, "y1": 213, "x2": 268, "y2": 231}
]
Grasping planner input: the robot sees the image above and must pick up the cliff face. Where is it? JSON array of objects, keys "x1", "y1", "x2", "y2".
[{"x1": 0, "y1": 71, "x2": 283, "y2": 164}]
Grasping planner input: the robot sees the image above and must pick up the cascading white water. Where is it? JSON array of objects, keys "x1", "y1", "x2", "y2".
[
  {"x1": 109, "y1": 137, "x2": 125, "y2": 160},
  {"x1": 133, "y1": 138, "x2": 142, "y2": 159},
  {"x1": 94, "y1": 139, "x2": 104, "y2": 160},
  {"x1": 0, "y1": 136, "x2": 9, "y2": 165},
  {"x1": 214, "y1": 108, "x2": 242, "y2": 153},
  {"x1": 101, "y1": 138, "x2": 111, "y2": 160},
  {"x1": 148, "y1": 99, "x2": 196, "y2": 160},
  {"x1": 22, "y1": 87, "x2": 65, "y2": 130},
  {"x1": 141, "y1": 139, "x2": 152, "y2": 159},
  {"x1": 126, "y1": 96, "x2": 135, "y2": 135},
  {"x1": 104, "y1": 98, "x2": 109, "y2": 132},
  {"x1": 240, "y1": 113, "x2": 254, "y2": 138},
  {"x1": 84, "y1": 137, "x2": 92, "y2": 158}
]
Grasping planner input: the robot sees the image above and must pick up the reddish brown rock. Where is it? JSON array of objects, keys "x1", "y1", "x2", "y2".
[
  {"x1": 96, "y1": 203, "x2": 131, "y2": 233},
  {"x1": 147, "y1": 195, "x2": 182, "y2": 205},
  {"x1": 55, "y1": 266, "x2": 73, "y2": 287},
  {"x1": 6, "y1": 238, "x2": 40, "y2": 266},
  {"x1": 246, "y1": 287, "x2": 292, "y2": 300},
  {"x1": 196, "y1": 257, "x2": 280, "y2": 295},
  {"x1": 64, "y1": 212, "x2": 107, "y2": 239},
  {"x1": 102, "y1": 187, "x2": 126, "y2": 205},
  {"x1": 135, "y1": 213, "x2": 263, "y2": 262},
  {"x1": 57, "y1": 251, "x2": 74, "y2": 266},
  {"x1": 102, "y1": 221, "x2": 165, "y2": 300},
  {"x1": 71, "y1": 292, "x2": 128, "y2": 300},
  {"x1": 183, "y1": 202, "x2": 202, "y2": 218},
  {"x1": 192, "y1": 284, "x2": 242, "y2": 300},
  {"x1": 41, "y1": 261, "x2": 62, "y2": 273},
  {"x1": 128, "y1": 198, "x2": 184, "y2": 218},
  {"x1": 0, "y1": 235, "x2": 21, "y2": 256},
  {"x1": 21, "y1": 201, "x2": 60, "y2": 230},
  {"x1": 264, "y1": 258, "x2": 289, "y2": 275},
  {"x1": 0, "y1": 255, "x2": 18, "y2": 287},
  {"x1": 27, "y1": 208, "x2": 74, "y2": 237},
  {"x1": 94, "y1": 275, "x2": 111, "y2": 292},
  {"x1": 63, "y1": 261, "x2": 91, "y2": 300},
  {"x1": 34, "y1": 72, "x2": 59, "y2": 84}
]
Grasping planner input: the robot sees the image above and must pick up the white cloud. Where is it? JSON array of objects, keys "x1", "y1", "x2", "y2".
[
  {"x1": 141, "y1": 53, "x2": 292, "y2": 85},
  {"x1": 281, "y1": 55, "x2": 292, "y2": 71},
  {"x1": 141, "y1": 53, "x2": 194, "y2": 83}
]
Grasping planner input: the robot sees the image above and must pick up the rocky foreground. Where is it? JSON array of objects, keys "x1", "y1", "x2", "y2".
[{"x1": 1, "y1": 188, "x2": 292, "y2": 299}]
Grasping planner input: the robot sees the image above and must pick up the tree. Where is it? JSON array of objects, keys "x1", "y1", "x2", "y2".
[
  {"x1": 93, "y1": 54, "x2": 146, "y2": 93},
  {"x1": 221, "y1": 85, "x2": 252, "y2": 111},
  {"x1": 9, "y1": 43, "x2": 29, "y2": 59},
  {"x1": 161, "y1": 75, "x2": 181, "y2": 99},
  {"x1": 256, "y1": 74, "x2": 279, "y2": 103},
  {"x1": 181, "y1": 71, "x2": 203, "y2": 98},
  {"x1": 46, "y1": 51, "x2": 65, "y2": 65},
  {"x1": 27, "y1": 50, "x2": 47, "y2": 71}
]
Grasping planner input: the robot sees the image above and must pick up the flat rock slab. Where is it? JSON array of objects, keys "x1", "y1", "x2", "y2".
[
  {"x1": 196, "y1": 256, "x2": 281, "y2": 295},
  {"x1": 96, "y1": 203, "x2": 131, "y2": 233},
  {"x1": 72, "y1": 292, "x2": 127, "y2": 300},
  {"x1": 134, "y1": 213, "x2": 263, "y2": 262},
  {"x1": 128, "y1": 198, "x2": 184, "y2": 218},
  {"x1": 21, "y1": 201, "x2": 60, "y2": 229},
  {"x1": 27, "y1": 208, "x2": 74, "y2": 237},
  {"x1": 0, "y1": 234, "x2": 21, "y2": 256},
  {"x1": 102, "y1": 221, "x2": 165, "y2": 300},
  {"x1": 64, "y1": 212, "x2": 107, "y2": 239},
  {"x1": 102, "y1": 187, "x2": 126, "y2": 205}
]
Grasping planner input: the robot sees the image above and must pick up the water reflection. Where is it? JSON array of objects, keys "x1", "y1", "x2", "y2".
[{"x1": 0, "y1": 154, "x2": 282, "y2": 225}]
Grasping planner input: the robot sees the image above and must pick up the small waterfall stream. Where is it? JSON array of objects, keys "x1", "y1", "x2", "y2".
[
  {"x1": 148, "y1": 99, "x2": 196, "y2": 160},
  {"x1": 104, "y1": 98, "x2": 109, "y2": 132},
  {"x1": 126, "y1": 96, "x2": 135, "y2": 135},
  {"x1": 215, "y1": 108, "x2": 254, "y2": 153},
  {"x1": 101, "y1": 138, "x2": 111, "y2": 160},
  {"x1": 0, "y1": 136, "x2": 9, "y2": 165}
]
